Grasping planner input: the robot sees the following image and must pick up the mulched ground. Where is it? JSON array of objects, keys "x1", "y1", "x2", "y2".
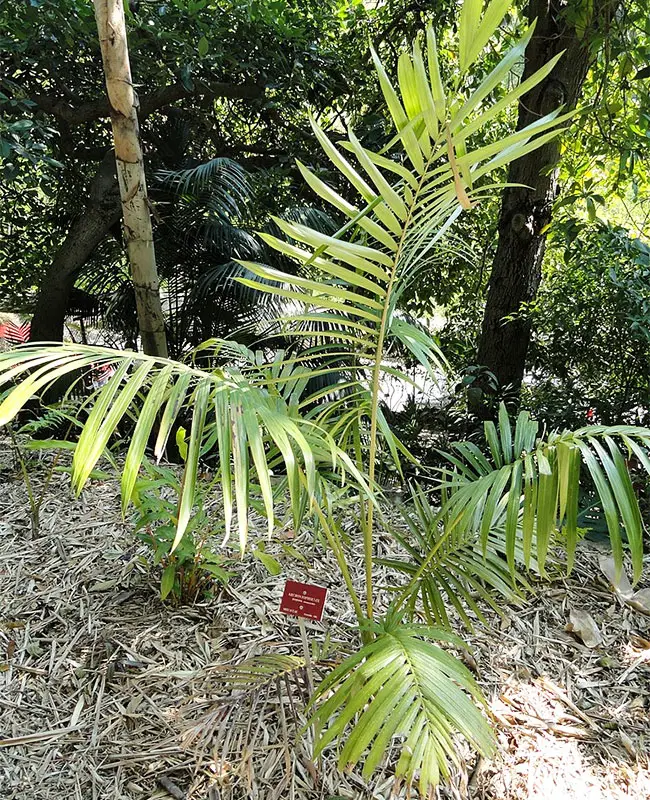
[{"x1": 1, "y1": 439, "x2": 649, "y2": 800}]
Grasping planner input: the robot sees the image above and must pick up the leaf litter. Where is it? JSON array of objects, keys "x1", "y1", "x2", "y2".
[{"x1": 1, "y1": 438, "x2": 649, "y2": 799}]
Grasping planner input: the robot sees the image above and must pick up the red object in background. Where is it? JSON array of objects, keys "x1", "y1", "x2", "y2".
[
  {"x1": 280, "y1": 580, "x2": 328, "y2": 622},
  {"x1": 0, "y1": 321, "x2": 31, "y2": 344}
]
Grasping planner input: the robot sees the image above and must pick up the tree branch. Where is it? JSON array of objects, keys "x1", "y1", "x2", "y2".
[{"x1": 29, "y1": 80, "x2": 265, "y2": 125}]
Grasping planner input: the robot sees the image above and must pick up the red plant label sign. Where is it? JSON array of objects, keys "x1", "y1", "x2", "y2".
[{"x1": 280, "y1": 580, "x2": 328, "y2": 621}]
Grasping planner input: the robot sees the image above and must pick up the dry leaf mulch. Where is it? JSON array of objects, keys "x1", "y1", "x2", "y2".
[{"x1": 1, "y1": 443, "x2": 650, "y2": 800}]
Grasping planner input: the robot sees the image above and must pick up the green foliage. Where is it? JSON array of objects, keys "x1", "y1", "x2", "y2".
[
  {"x1": 308, "y1": 619, "x2": 495, "y2": 791},
  {"x1": 143, "y1": 158, "x2": 340, "y2": 355},
  {"x1": 0, "y1": 0, "x2": 373, "y2": 316},
  {"x1": 381, "y1": 483, "x2": 529, "y2": 632},
  {"x1": 132, "y1": 460, "x2": 234, "y2": 602},
  {"x1": 558, "y1": 0, "x2": 650, "y2": 201},
  {"x1": 437, "y1": 405, "x2": 648, "y2": 582},
  {"x1": 527, "y1": 219, "x2": 650, "y2": 427},
  {"x1": 1, "y1": 2, "x2": 644, "y2": 795}
]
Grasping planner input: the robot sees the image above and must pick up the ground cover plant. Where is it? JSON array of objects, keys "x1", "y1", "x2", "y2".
[{"x1": 1, "y1": 1, "x2": 649, "y2": 796}]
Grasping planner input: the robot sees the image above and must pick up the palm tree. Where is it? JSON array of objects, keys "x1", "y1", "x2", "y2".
[{"x1": 2, "y1": 1, "x2": 648, "y2": 793}]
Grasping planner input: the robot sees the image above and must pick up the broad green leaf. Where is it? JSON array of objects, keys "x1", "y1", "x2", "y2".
[
  {"x1": 593, "y1": 437, "x2": 643, "y2": 581},
  {"x1": 577, "y1": 441, "x2": 624, "y2": 573},
  {"x1": 296, "y1": 161, "x2": 398, "y2": 250},
  {"x1": 463, "y1": 0, "x2": 512, "y2": 71},
  {"x1": 411, "y1": 40, "x2": 438, "y2": 139},
  {"x1": 504, "y1": 461, "x2": 522, "y2": 575},
  {"x1": 310, "y1": 117, "x2": 403, "y2": 236},
  {"x1": 498, "y1": 403, "x2": 513, "y2": 463},
  {"x1": 71, "y1": 358, "x2": 135, "y2": 491},
  {"x1": 459, "y1": 0, "x2": 482, "y2": 71},
  {"x1": 479, "y1": 465, "x2": 512, "y2": 554},
  {"x1": 74, "y1": 361, "x2": 154, "y2": 491},
  {"x1": 0, "y1": 354, "x2": 99, "y2": 425},
  {"x1": 459, "y1": 53, "x2": 566, "y2": 139},
  {"x1": 231, "y1": 399, "x2": 250, "y2": 554},
  {"x1": 242, "y1": 396, "x2": 274, "y2": 537},
  {"x1": 160, "y1": 563, "x2": 176, "y2": 600},
  {"x1": 484, "y1": 420, "x2": 503, "y2": 467},
  {"x1": 253, "y1": 545, "x2": 282, "y2": 575},
  {"x1": 535, "y1": 452, "x2": 558, "y2": 572},
  {"x1": 451, "y1": 23, "x2": 535, "y2": 126},
  {"x1": 346, "y1": 129, "x2": 408, "y2": 219}
]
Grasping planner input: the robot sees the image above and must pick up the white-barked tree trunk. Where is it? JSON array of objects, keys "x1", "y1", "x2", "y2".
[{"x1": 93, "y1": 0, "x2": 168, "y2": 357}]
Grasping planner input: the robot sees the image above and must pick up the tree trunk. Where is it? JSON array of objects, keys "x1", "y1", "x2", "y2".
[
  {"x1": 29, "y1": 154, "x2": 121, "y2": 342},
  {"x1": 474, "y1": 0, "x2": 613, "y2": 408},
  {"x1": 93, "y1": 0, "x2": 168, "y2": 357}
]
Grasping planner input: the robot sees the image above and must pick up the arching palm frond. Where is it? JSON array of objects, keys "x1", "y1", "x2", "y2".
[
  {"x1": 436, "y1": 404, "x2": 650, "y2": 584},
  {"x1": 235, "y1": 0, "x2": 569, "y2": 615},
  {"x1": 154, "y1": 157, "x2": 251, "y2": 207},
  {"x1": 154, "y1": 154, "x2": 346, "y2": 356},
  {"x1": 308, "y1": 620, "x2": 495, "y2": 794},
  {"x1": 0, "y1": 344, "x2": 368, "y2": 554},
  {"x1": 240, "y1": 29, "x2": 566, "y2": 428},
  {"x1": 152, "y1": 160, "x2": 302, "y2": 353}
]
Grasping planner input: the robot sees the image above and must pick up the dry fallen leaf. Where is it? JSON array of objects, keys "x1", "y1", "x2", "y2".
[
  {"x1": 619, "y1": 730, "x2": 637, "y2": 758},
  {"x1": 630, "y1": 632, "x2": 650, "y2": 650},
  {"x1": 566, "y1": 608, "x2": 603, "y2": 648},
  {"x1": 599, "y1": 555, "x2": 650, "y2": 615}
]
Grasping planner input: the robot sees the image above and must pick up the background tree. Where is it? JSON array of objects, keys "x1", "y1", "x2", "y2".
[
  {"x1": 92, "y1": 0, "x2": 167, "y2": 356},
  {"x1": 0, "y1": 0, "x2": 355, "y2": 341},
  {"x1": 2, "y1": 0, "x2": 649, "y2": 437},
  {"x1": 474, "y1": 0, "x2": 619, "y2": 410}
]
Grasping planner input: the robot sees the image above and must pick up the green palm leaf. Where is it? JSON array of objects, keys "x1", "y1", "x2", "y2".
[
  {"x1": 233, "y1": 9, "x2": 569, "y2": 623},
  {"x1": 309, "y1": 621, "x2": 495, "y2": 793},
  {"x1": 438, "y1": 404, "x2": 650, "y2": 583},
  {"x1": 381, "y1": 484, "x2": 528, "y2": 631},
  {"x1": 0, "y1": 344, "x2": 368, "y2": 554}
]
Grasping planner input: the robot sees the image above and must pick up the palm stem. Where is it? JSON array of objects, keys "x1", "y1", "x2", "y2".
[
  {"x1": 308, "y1": 485, "x2": 365, "y2": 626},
  {"x1": 362, "y1": 153, "x2": 436, "y2": 620}
]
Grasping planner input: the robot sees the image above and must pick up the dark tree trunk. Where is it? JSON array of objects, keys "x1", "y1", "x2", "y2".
[
  {"x1": 29, "y1": 153, "x2": 120, "y2": 342},
  {"x1": 474, "y1": 0, "x2": 614, "y2": 409}
]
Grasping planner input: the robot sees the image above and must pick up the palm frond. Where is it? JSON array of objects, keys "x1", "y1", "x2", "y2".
[
  {"x1": 0, "y1": 344, "x2": 369, "y2": 554},
  {"x1": 154, "y1": 157, "x2": 251, "y2": 207},
  {"x1": 235, "y1": 12, "x2": 569, "y2": 427},
  {"x1": 381, "y1": 483, "x2": 528, "y2": 631},
  {"x1": 309, "y1": 620, "x2": 495, "y2": 793},
  {"x1": 437, "y1": 404, "x2": 649, "y2": 583},
  {"x1": 182, "y1": 654, "x2": 308, "y2": 791}
]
